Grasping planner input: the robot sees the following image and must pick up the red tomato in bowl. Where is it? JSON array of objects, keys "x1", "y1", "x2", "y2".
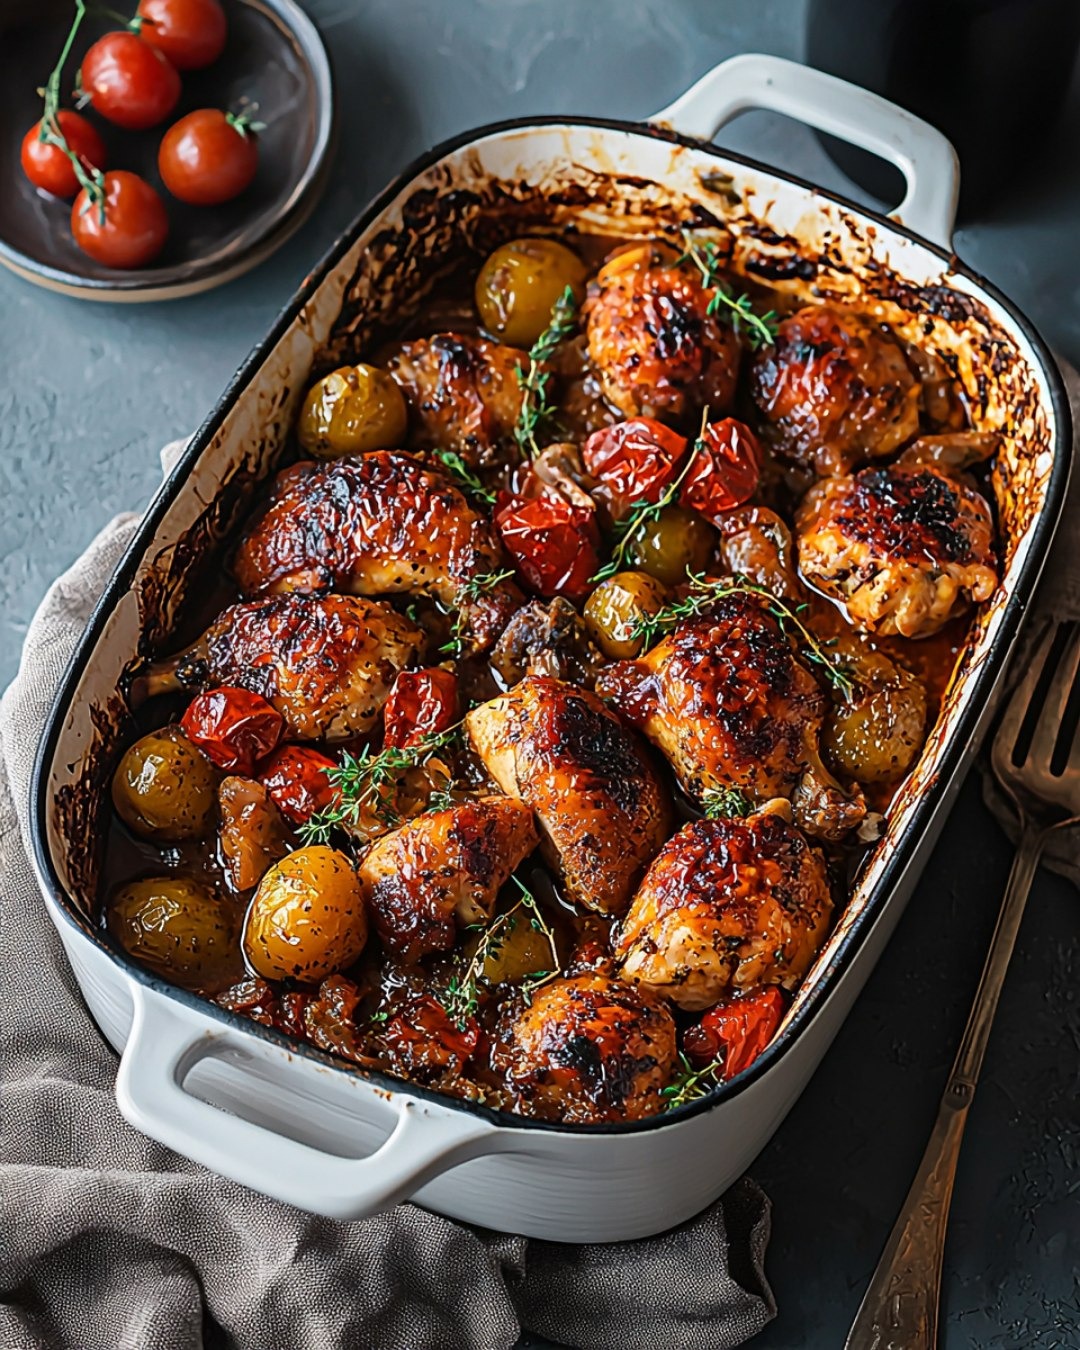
[
  {"x1": 259, "y1": 745, "x2": 339, "y2": 824},
  {"x1": 678, "y1": 418, "x2": 762, "y2": 525},
  {"x1": 683, "y1": 986, "x2": 785, "y2": 1079},
  {"x1": 159, "y1": 109, "x2": 260, "y2": 206},
  {"x1": 81, "y1": 31, "x2": 181, "y2": 131},
  {"x1": 20, "y1": 111, "x2": 107, "y2": 199},
  {"x1": 138, "y1": 0, "x2": 228, "y2": 70},
  {"x1": 495, "y1": 491, "x2": 601, "y2": 602},
  {"x1": 383, "y1": 669, "x2": 458, "y2": 750},
  {"x1": 71, "y1": 171, "x2": 169, "y2": 269},
  {"x1": 180, "y1": 687, "x2": 283, "y2": 775},
  {"x1": 582, "y1": 418, "x2": 688, "y2": 519}
]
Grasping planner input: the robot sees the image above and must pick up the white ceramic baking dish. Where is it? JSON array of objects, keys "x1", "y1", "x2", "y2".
[{"x1": 31, "y1": 54, "x2": 1071, "y2": 1241}]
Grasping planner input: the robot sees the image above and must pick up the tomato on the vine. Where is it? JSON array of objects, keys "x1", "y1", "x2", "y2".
[
  {"x1": 179, "y1": 686, "x2": 284, "y2": 775},
  {"x1": 81, "y1": 31, "x2": 181, "y2": 131},
  {"x1": 259, "y1": 745, "x2": 339, "y2": 825},
  {"x1": 383, "y1": 669, "x2": 458, "y2": 750},
  {"x1": 158, "y1": 109, "x2": 260, "y2": 206},
  {"x1": 582, "y1": 418, "x2": 688, "y2": 519},
  {"x1": 683, "y1": 986, "x2": 785, "y2": 1079},
  {"x1": 20, "y1": 111, "x2": 107, "y2": 199},
  {"x1": 71, "y1": 171, "x2": 169, "y2": 269},
  {"x1": 495, "y1": 490, "x2": 601, "y2": 602},
  {"x1": 138, "y1": 0, "x2": 228, "y2": 70},
  {"x1": 678, "y1": 417, "x2": 762, "y2": 525}
]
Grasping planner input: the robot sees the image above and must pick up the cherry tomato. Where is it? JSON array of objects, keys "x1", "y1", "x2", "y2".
[
  {"x1": 495, "y1": 491, "x2": 601, "y2": 602},
  {"x1": 383, "y1": 669, "x2": 458, "y2": 750},
  {"x1": 81, "y1": 31, "x2": 181, "y2": 131},
  {"x1": 258, "y1": 745, "x2": 339, "y2": 825},
  {"x1": 678, "y1": 418, "x2": 762, "y2": 525},
  {"x1": 683, "y1": 986, "x2": 785, "y2": 1080},
  {"x1": 159, "y1": 109, "x2": 259, "y2": 206},
  {"x1": 180, "y1": 687, "x2": 284, "y2": 775},
  {"x1": 582, "y1": 418, "x2": 689, "y2": 519},
  {"x1": 383, "y1": 995, "x2": 480, "y2": 1072},
  {"x1": 138, "y1": 0, "x2": 227, "y2": 70},
  {"x1": 20, "y1": 111, "x2": 107, "y2": 199},
  {"x1": 71, "y1": 171, "x2": 169, "y2": 269}
]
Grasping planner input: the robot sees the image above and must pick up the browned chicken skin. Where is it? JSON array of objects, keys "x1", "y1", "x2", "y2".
[
  {"x1": 465, "y1": 676, "x2": 672, "y2": 916},
  {"x1": 358, "y1": 796, "x2": 539, "y2": 964},
  {"x1": 384, "y1": 332, "x2": 527, "y2": 466},
  {"x1": 584, "y1": 241, "x2": 741, "y2": 423},
  {"x1": 615, "y1": 806, "x2": 832, "y2": 1011},
  {"x1": 796, "y1": 465, "x2": 998, "y2": 639},
  {"x1": 506, "y1": 966, "x2": 677, "y2": 1123},
  {"x1": 595, "y1": 592, "x2": 865, "y2": 841},
  {"x1": 232, "y1": 452, "x2": 522, "y2": 652},
  {"x1": 750, "y1": 304, "x2": 921, "y2": 477}
]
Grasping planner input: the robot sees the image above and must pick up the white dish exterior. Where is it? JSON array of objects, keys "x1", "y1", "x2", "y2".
[{"x1": 32, "y1": 55, "x2": 1071, "y2": 1241}]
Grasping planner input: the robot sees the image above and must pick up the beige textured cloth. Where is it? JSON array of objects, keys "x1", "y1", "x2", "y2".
[{"x1": 0, "y1": 452, "x2": 774, "y2": 1349}]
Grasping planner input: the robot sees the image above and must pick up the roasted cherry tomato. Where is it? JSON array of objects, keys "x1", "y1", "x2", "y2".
[
  {"x1": 582, "y1": 418, "x2": 688, "y2": 519},
  {"x1": 138, "y1": 0, "x2": 227, "y2": 70},
  {"x1": 71, "y1": 171, "x2": 169, "y2": 269},
  {"x1": 259, "y1": 745, "x2": 338, "y2": 825},
  {"x1": 495, "y1": 491, "x2": 601, "y2": 602},
  {"x1": 382, "y1": 995, "x2": 480, "y2": 1074},
  {"x1": 81, "y1": 31, "x2": 181, "y2": 131},
  {"x1": 159, "y1": 109, "x2": 259, "y2": 206},
  {"x1": 678, "y1": 418, "x2": 762, "y2": 525},
  {"x1": 20, "y1": 111, "x2": 107, "y2": 199},
  {"x1": 383, "y1": 668, "x2": 459, "y2": 749},
  {"x1": 180, "y1": 687, "x2": 284, "y2": 775},
  {"x1": 683, "y1": 986, "x2": 785, "y2": 1079}
]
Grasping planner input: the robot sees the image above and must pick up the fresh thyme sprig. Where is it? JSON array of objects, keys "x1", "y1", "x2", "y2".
[
  {"x1": 661, "y1": 1051, "x2": 725, "y2": 1111},
  {"x1": 677, "y1": 229, "x2": 778, "y2": 351},
  {"x1": 590, "y1": 407, "x2": 710, "y2": 583},
  {"x1": 297, "y1": 724, "x2": 462, "y2": 846},
  {"x1": 513, "y1": 285, "x2": 579, "y2": 458},
  {"x1": 36, "y1": 0, "x2": 107, "y2": 221},
  {"x1": 441, "y1": 877, "x2": 561, "y2": 1028},
  {"x1": 433, "y1": 448, "x2": 497, "y2": 507},
  {"x1": 631, "y1": 572, "x2": 855, "y2": 699},
  {"x1": 701, "y1": 786, "x2": 754, "y2": 819},
  {"x1": 439, "y1": 568, "x2": 516, "y2": 659}
]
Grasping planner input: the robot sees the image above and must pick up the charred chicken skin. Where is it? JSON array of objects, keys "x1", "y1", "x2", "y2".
[
  {"x1": 796, "y1": 464, "x2": 998, "y2": 639},
  {"x1": 584, "y1": 241, "x2": 741, "y2": 423},
  {"x1": 506, "y1": 966, "x2": 677, "y2": 1124},
  {"x1": 232, "y1": 451, "x2": 521, "y2": 652},
  {"x1": 384, "y1": 332, "x2": 527, "y2": 466},
  {"x1": 466, "y1": 675, "x2": 672, "y2": 916},
  {"x1": 750, "y1": 304, "x2": 921, "y2": 477},
  {"x1": 615, "y1": 806, "x2": 832, "y2": 1012},
  {"x1": 595, "y1": 592, "x2": 865, "y2": 841},
  {"x1": 357, "y1": 796, "x2": 539, "y2": 964}
]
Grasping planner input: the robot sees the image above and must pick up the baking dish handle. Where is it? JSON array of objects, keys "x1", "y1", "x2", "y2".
[
  {"x1": 115, "y1": 983, "x2": 501, "y2": 1219},
  {"x1": 651, "y1": 52, "x2": 959, "y2": 250}
]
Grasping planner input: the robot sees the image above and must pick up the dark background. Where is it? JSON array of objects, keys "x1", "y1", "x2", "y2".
[{"x1": 1, "y1": 2, "x2": 1078, "y2": 1346}]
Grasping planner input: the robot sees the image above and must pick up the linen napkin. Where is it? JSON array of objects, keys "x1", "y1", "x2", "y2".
[{"x1": 0, "y1": 449, "x2": 775, "y2": 1350}]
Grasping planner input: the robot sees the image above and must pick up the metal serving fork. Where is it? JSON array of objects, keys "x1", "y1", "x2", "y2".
[{"x1": 845, "y1": 620, "x2": 1080, "y2": 1350}]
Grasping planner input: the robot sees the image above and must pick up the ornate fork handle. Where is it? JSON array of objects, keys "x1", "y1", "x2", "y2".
[{"x1": 844, "y1": 822, "x2": 1050, "y2": 1350}]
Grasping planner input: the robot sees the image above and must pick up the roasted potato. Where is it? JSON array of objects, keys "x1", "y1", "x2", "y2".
[
  {"x1": 823, "y1": 640, "x2": 928, "y2": 784},
  {"x1": 111, "y1": 725, "x2": 217, "y2": 842},
  {"x1": 583, "y1": 571, "x2": 669, "y2": 660},
  {"x1": 298, "y1": 364, "x2": 408, "y2": 458},
  {"x1": 108, "y1": 876, "x2": 239, "y2": 991},
  {"x1": 622, "y1": 505, "x2": 714, "y2": 587},
  {"x1": 475, "y1": 237, "x2": 587, "y2": 347}
]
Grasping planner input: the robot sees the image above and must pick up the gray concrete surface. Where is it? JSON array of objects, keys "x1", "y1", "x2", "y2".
[{"x1": 2, "y1": 2, "x2": 1078, "y2": 1346}]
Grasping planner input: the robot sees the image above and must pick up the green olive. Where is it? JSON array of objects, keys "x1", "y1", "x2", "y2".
[
  {"x1": 243, "y1": 846, "x2": 369, "y2": 983},
  {"x1": 622, "y1": 505, "x2": 716, "y2": 587},
  {"x1": 298, "y1": 364, "x2": 408, "y2": 458},
  {"x1": 475, "y1": 237, "x2": 587, "y2": 347},
  {"x1": 584, "y1": 571, "x2": 669, "y2": 659},
  {"x1": 111, "y1": 725, "x2": 217, "y2": 842},
  {"x1": 108, "y1": 876, "x2": 239, "y2": 992},
  {"x1": 822, "y1": 643, "x2": 928, "y2": 785}
]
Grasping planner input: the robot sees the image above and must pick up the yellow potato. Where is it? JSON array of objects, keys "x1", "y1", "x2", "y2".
[
  {"x1": 298, "y1": 364, "x2": 408, "y2": 458},
  {"x1": 475, "y1": 237, "x2": 587, "y2": 347},
  {"x1": 109, "y1": 876, "x2": 238, "y2": 991},
  {"x1": 583, "y1": 571, "x2": 669, "y2": 659},
  {"x1": 111, "y1": 725, "x2": 217, "y2": 842}
]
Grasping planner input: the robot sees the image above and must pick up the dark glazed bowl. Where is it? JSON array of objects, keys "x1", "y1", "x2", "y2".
[{"x1": 0, "y1": 0, "x2": 335, "y2": 301}]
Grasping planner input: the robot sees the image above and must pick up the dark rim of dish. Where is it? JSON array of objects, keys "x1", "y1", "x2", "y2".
[{"x1": 30, "y1": 113, "x2": 1075, "y2": 1137}]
